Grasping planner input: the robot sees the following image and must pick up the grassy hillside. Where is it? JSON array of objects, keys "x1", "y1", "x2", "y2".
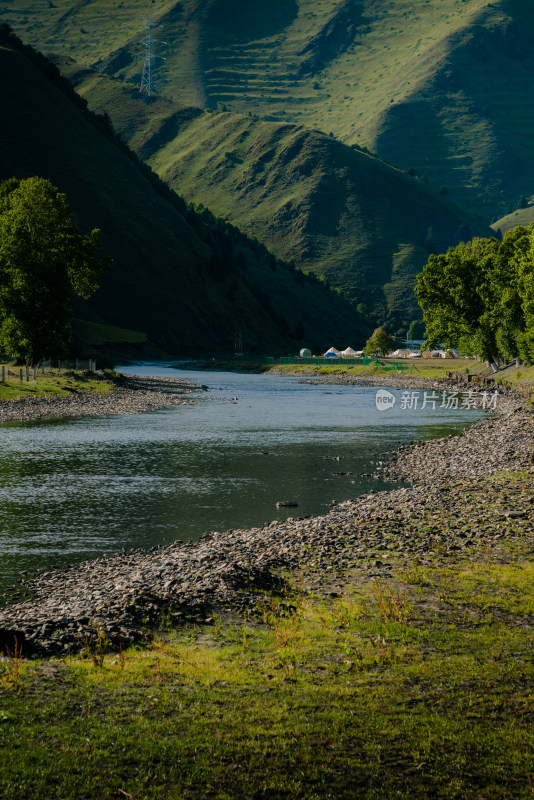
[
  {"x1": 3, "y1": 0, "x2": 534, "y2": 221},
  {"x1": 0, "y1": 27, "x2": 370, "y2": 356},
  {"x1": 146, "y1": 111, "x2": 495, "y2": 330},
  {"x1": 492, "y1": 202, "x2": 534, "y2": 236},
  {"x1": 54, "y1": 61, "x2": 493, "y2": 331}
]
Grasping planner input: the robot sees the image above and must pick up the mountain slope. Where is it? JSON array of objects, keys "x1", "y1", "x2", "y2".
[
  {"x1": 149, "y1": 111, "x2": 495, "y2": 329},
  {"x1": 4, "y1": 0, "x2": 534, "y2": 220},
  {"x1": 54, "y1": 62, "x2": 494, "y2": 331},
  {"x1": 492, "y1": 203, "x2": 534, "y2": 236},
  {"x1": 0, "y1": 27, "x2": 370, "y2": 355}
]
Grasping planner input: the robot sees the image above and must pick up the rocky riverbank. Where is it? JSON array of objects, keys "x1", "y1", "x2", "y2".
[
  {"x1": 293, "y1": 370, "x2": 505, "y2": 391},
  {"x1": 0, "y1": 374, "x2": 203, "y2": 423},
  {"x1": 1, "y1": 390, "x2": 532, "y2": 658},
  {"x1": 380, "y1": 397, "x2": 534, "y2": 483}
]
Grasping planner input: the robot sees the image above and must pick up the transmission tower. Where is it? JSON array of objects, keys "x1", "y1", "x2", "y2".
[{"x1": 139, "y1": 16, "x2": 165, "y2": 97}]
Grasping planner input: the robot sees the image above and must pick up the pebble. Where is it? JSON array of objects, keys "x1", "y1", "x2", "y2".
[
  {"x1": 0, "y1": 375, "x2": 532, "y2": 658},
  {"x1": 0, "y1": 373, "x2": 203, "y2": 424}
]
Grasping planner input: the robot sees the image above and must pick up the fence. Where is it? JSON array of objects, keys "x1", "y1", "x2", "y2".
[
  {"x1": 0, "y1": 359, "x2": 97, "y2": 384},
  {"x1": 278, "y1": 356, "x2": 410, "y2": 371}
]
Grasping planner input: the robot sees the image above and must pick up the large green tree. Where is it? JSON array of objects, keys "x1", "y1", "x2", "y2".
[
  {"x1": 364, "y1": 326, "x2": 394, "y2": 357},
  {"x1": 0, "y1": 177, "x2": 109, "y2": 364},
  {"x1": 415, "y1": 225, "x2": 534, "y2": 363},
  {"x1": 415, "y1": 237, "x2": 501, "y2": 362}
]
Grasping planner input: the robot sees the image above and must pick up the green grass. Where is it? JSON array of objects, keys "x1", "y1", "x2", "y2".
[
  {"x1": 72, "y1": 318, "x2": 148, "y2": 347},
  {"x1": 269, "y1": 357, "x2": 488, "y2": 381},
  {"x1": 56, "y1": 58, "x2": 492, "y2": 329},
  {"x1": 7, "y1": 0, "x2": 534, "y2": 222},
  {"x1": 1, "y1": 549, "x2": 532, "y2": 798},
  {"x1": 492, "y1": 205, "x2": 534, "y2": 237},
  {"x1": 1, "y1": 468, "x2": 533, "y2": 798},
  {"x1": 0, "y1": 366, "x2": 117, "y2": 400}
]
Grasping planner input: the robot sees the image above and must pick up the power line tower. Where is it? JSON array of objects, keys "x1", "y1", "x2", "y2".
[{"x1": 139, "y1": 16, "x2": 165, "y2": 97}]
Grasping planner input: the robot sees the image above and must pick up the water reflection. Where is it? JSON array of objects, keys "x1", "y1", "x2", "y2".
[{"x1": 0, "y1": 367, "x2": 482, "y2": 591}]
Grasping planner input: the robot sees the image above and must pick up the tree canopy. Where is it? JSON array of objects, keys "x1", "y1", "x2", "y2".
[
  {"x1": 407, "y1": 319, "x2": 425, "y2": 340},
  {"x1": 415, "y1": 225, "x2": 534, "y2": 363},
  {"x1": 0, "y1": 177, "x2": 110, "y2": 363},
  {"x1": 364, "y1": 326, "x2": 394, "y2": 358}
]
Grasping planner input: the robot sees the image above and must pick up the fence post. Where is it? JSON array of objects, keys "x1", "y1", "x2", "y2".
[
  {"x1": 1, "y1": 366, "x2": 4, "y2": 383},
  {"x1": 33, "y1": 366, "x2": 37, "y2": 380},
  {"x1": 75, "y1": 358, "x2": 78, "y2": 371},
  {"x1": 25, "y1": 365, "x2": 29, "y2": 381},
  {"x1": 19, "y1": 368, "x2": 23, "y2": 382}
]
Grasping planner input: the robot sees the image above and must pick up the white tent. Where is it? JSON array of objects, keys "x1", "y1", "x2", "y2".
[
  {"x1": 341, "y1": 346, "x2": 359, "y2": 357},
  {"x1": 324, "y1": 347, "x2": 341, "y2": 357}
]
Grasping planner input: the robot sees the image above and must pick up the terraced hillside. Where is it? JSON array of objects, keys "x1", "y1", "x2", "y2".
[
  {"x1": 3, "y1": 0, "x2": 534, "y2": 220},
  {"x1": 55, "y1": 60, "x2": 494, "y2": 330},
  {"x1": 0, "y1": 28, "x2": 370, "y2": 357}
]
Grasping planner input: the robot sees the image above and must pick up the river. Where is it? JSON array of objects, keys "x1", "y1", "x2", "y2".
[{"x1": 0, "y1": 365, "x2": 481, "y2": 593}]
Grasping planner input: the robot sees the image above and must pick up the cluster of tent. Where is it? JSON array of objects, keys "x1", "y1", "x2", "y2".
[
  {"x1": 322, "y1": 347, "x2": 461, "y2": 359},
  {"x1": 422, "y1": 349, "x2": 459, "y2": 359},
  {"x1": 390, "y1": 349, "x2": 421, "y2": 358},
  {"x1": 324, "y1": 347, "x2": 364, "y2": 358}
]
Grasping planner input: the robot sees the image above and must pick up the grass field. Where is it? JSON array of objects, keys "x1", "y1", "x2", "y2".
[
  {"x1": 0, "y1": 366, "x2": 116, "y2": 400},
  {"x1": 0, "y1": 470, "x2": 532, "y2": 799}
]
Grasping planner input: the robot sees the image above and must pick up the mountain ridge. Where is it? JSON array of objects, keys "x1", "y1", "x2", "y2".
[
  {"x1": 56, "y1": 57, "x2": 494, "y2": 332},
  {"x1": 0, "y1": 26, "x2": 370, "y2": 356}
]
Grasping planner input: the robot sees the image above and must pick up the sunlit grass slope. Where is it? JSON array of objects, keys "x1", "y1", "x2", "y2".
[
  {"x1": 3, "y1": 0, "x2": 534, "y2": 220},
  {"x1": 492, "y1": 203, "x2": 534, "y2": 236},
  {"x1": 55, "y1": 59, "x2": 494, "y2": 330}
]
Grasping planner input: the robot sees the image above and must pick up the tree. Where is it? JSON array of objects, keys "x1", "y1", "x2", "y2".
[
  {"x1": 0, "y1": 177, "x2": 110, "y2": 364},
  {"x1": 415, "y1": 238, "x2": 501, "y2": 361},
  {"x1": 364, "y1": 326, "x2": 394, "y2": 357},
  {"x1": 505, "y1": 225, "x2": 534, "y2": 363},
  {"x1": 414, "y1": 226, "x2": 534, "y2": 363},
  {"x1": 407, "y1": 319, "x2": 425, "y2": 340}
]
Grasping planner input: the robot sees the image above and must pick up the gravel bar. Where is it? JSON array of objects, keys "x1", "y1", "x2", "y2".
[
  {"x1": 0, "y1": 374, "x2": 203, "y2": 424},
  {"x1": 1, "y1": 381, "x2": 533, "y2": 658}
]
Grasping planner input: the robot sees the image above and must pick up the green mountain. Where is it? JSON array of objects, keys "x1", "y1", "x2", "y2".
[
  {"x1": 0, "y1": 27, "x2": 370, "y2": 357},
  {"x1": 4, "y1": 0, "x2": 534, "y2": 221},
  {"x1": 54, "y1": 60, "x2": 493, "y2": 330}
]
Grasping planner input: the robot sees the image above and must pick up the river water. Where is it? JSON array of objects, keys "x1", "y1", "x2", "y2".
[{"x1": 0, "y1": 365, "x2": 481, "y2": 593}]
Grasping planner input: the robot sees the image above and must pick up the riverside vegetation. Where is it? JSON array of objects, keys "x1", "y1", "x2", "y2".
[
  {"x1": 0, "y1": 387, "x2": 532, "y2": 798},
  {"x1": 0, "y1": 369, "x2": 201, "y2": 422}
]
